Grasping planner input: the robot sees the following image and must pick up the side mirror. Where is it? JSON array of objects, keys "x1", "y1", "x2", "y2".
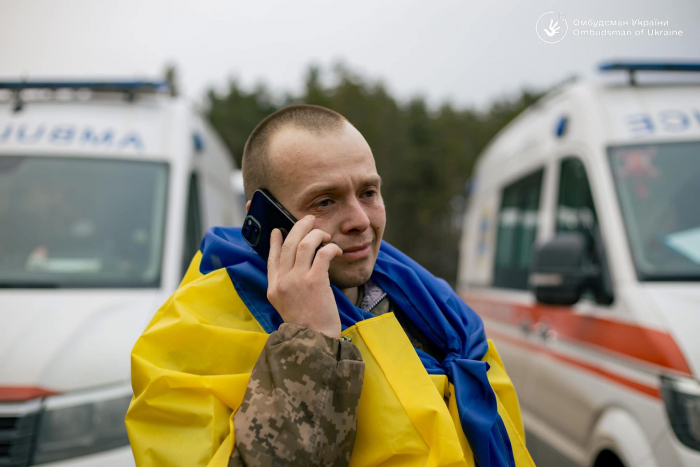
[{"x1": 529, "y1": 232, "x2": 600, "y2": 306}]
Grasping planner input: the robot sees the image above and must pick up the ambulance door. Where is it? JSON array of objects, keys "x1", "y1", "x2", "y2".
[
  {"x1": 525, "y1": 155, "x2": 615, "y2": 463},
  {"x1": 477, "y1": 167, "x2": 547, "y2": 408}
]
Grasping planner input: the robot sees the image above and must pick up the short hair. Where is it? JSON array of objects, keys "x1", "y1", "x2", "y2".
[{"x1": 241, "y1": 104, "x2": 348, "y2": 200}]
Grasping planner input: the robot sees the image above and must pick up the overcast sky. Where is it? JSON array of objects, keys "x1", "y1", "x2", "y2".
[{"x1": 1, "y1": 0, "x2": 698, "y2": 110}]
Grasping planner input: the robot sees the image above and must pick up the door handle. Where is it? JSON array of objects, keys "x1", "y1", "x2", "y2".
[
  {"x1": 533, "y1": 321, "x2": 557, "y2": 347},
  {"x1": 533, "y1": 321, "x2": 549, "y2": 339},
  {"x1": 519, "y1": 319, "x2": 532, "y2": 335},
  {"x1": 543, "y1": 329, "x2": 557, "y2": 347}
]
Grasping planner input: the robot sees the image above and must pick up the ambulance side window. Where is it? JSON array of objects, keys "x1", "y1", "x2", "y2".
[
  {"x1": 182, "y1": 172, "x2": 203, "y2": 277},
  {"x1": 493, "y1": 169, "x2": 544, "y2": 290},
  {"x1": 556, "y1": 158, "x2": 599, "y2": 264}
]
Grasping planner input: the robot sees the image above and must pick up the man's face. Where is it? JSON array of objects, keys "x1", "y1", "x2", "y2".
[{"x1": 264, "y1": 122, "x2": 386, "y2": 289}]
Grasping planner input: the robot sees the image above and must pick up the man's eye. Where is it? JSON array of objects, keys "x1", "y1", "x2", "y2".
[
  {"x1": 317, "y1": 199, "x2": 333, "y2": 208},
  {"x1": 363, "y1": 190, "x2": 377, "y2": 198}
]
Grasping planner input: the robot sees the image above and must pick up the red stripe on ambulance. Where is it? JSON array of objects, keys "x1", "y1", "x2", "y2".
[
  {"x1": 0, "y1": 386, "x2": 59, "y2": 402},
  {"x1": 461, "y1": 291, "x2": 692, "y2": 378},
  {"x1": 485, "y1": 328, "x2": 661, "y2": 399}
]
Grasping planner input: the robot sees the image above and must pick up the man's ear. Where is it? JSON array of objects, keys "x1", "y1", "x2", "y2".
[{"x1": 245, "y1": 200, "x2": 250, "y2": 212}]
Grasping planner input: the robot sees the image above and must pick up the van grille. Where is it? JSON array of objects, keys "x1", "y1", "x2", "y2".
[{"x1": 0, "y1": 401, "x2": 41, "y2": 467}]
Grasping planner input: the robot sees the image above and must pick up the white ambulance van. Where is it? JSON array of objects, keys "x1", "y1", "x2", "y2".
[
  {"x1": 458, "y1": 62, "x2": 700, "y2": 467},
  {"x1": 0, "y1": 81, "x2": 244, "y2": 466}
]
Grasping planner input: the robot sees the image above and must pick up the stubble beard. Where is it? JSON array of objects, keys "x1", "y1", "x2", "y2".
[{"x1": 328, "y1": 258, "x2": 375, "y2": 290}]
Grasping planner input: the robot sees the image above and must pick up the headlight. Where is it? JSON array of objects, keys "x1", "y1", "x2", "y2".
[
  {"x1": 661, "y1": 376, "x2": 700, "y2": 452},
  {"x1": 32, "y1": 384, "x2": 132, "y2": 464}
]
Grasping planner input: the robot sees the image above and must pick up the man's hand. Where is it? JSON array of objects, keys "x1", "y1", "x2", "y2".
[{"x1": 267, "y1": 215, "x2": 344, "y2": 338}]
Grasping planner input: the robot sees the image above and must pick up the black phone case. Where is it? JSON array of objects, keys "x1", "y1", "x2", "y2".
[{"x1": 242, "y1": 189, "x2": 297, "y2": 262}]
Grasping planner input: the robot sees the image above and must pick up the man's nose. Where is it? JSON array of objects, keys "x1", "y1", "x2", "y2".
[{"x1": 340, "y1": 197, "x2": 371, "y2": 234}]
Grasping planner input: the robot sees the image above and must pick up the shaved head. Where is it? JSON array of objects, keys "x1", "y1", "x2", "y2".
[{"x1": 241, "y1": 104, "x2": 348, "y2": 200}]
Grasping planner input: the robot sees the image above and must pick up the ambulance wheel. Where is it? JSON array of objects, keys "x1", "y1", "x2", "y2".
[{"x1": 593, "y1": 449, "x2": 626, "y2": 467}]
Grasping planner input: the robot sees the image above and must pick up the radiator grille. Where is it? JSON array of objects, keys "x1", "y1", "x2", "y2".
[{"x1": 0, "y1": 401, "x2": 41, "y2": 467}]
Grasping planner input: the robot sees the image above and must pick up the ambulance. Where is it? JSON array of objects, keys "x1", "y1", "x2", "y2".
[
  {"x1": 458, "y1": 62, "x2": 700, "y2": 467},
  {"x1": 0, "y1": 81, "x2": 244, "y2": 466}
]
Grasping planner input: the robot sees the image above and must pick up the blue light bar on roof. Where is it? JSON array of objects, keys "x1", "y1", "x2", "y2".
[
  {"x1": 599, "y1": 61, "x2": 700, "y2": 73},
  {"x1": 0, "y1": 80, "x2": 169, "y2": 93},
  {"x1": 598, "y1": 61, "x2": 700, "y2": 86}
]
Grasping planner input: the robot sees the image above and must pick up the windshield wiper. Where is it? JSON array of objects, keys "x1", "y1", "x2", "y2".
[
  {"x1": 0, "y1": 282, "x2": 61, "y2": 288},
  {"x1": 640, "y1": 274, "x2": 700, "y2": 282}
]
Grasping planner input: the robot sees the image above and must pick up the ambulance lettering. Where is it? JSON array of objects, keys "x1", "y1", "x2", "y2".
[
  {"x1": 49, "y1": 125, "x2": 76, "y2": 144},
  {"x1": 117, "y1": 132, "x2": 145, "y2": 150},
  {"x1": 0, "y1": 124, "x2": 11, "y2": 143},
  {"x1": 626, "y1": 108, "x2": 700, "y2": 135},
  {"x1": 17, "y1": 124, "x2": 46, "y2": 143},
  {"x1": 0, "y1": 123, "x2": 145, "y2": 151},
  {"x1": 81, "y1": 128, "x2": 115, "y2": 146}
]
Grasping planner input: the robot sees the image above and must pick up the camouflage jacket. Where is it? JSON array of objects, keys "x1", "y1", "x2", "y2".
[
  {"x1": 228, "y1": 279, "x2": 445, "y2": 467},
  {"x1": 228, "y1": 323, "x2": 364, "y2": 467}
]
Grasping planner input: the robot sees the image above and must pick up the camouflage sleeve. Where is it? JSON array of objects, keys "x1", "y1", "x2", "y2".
[{"x1": 228, "y1": 323, "x2": 365, "y2": 467}]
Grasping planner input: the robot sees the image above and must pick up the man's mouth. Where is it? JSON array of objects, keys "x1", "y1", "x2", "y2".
[{"x1": 341, "y1": 242, "x2": 373, "y2": 260}]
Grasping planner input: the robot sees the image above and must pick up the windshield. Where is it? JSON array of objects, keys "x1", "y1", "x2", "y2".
[
  {"x1": 0, "y1": 156, "x2": 168, "y2": 288},
  {"x1": 608, "y1": 141, "x2": 700, "y2": 281}
]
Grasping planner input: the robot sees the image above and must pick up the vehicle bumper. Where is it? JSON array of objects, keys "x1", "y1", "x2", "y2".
[
  {"x1": 668, "y1": 443, "x2": 700, "y2": 467},
  {"x1": 34, "y1": 446, "x2": 135, "y2": 467},
  {"x1": 653, "y1": 427, "x2": 700, "y2": 467}
]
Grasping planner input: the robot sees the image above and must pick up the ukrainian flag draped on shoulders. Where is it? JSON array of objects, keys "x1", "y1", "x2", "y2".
[{"x1": 126, "y1": 226, "x2": 535, "y2": 467}]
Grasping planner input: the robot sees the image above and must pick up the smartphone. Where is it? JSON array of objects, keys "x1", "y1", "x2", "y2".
[{"x1": 242, "y1": 189, "x2": 298, "y2": 261}]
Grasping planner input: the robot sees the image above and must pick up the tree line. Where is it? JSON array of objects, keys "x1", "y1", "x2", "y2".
[{"x1": 204, "y1": 63, "x2": 548, "y2": 286}]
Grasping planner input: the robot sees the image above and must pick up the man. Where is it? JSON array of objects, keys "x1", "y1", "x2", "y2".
[{"x1": 126, "y1": 105, "x2": 534, "y2": 467}]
